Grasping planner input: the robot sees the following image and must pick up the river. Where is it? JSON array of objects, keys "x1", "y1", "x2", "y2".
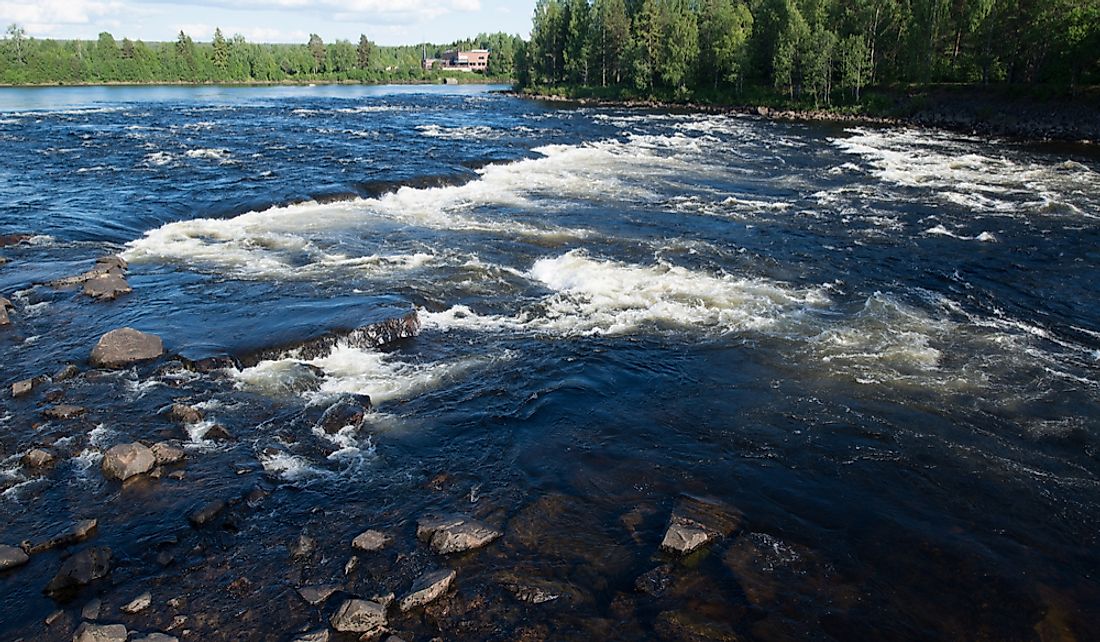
[{"x1": 1, "y1": 84, "x2": 1098, "y2": 640}]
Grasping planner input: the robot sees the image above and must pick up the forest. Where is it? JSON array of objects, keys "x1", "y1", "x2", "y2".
[
  {"x1": 515, "y1": 0, "x2": 1100, "y2": 105},
  {"x1": 0, "y1": 26, "x2": 522, "y2": 85}
]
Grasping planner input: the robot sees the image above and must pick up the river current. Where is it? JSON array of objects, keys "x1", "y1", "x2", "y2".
[{"x1": 1, "y1": 85, "x2": 1098, "y2": 640}]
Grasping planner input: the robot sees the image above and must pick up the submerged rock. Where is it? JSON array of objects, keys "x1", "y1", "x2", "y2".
[
  {"x1": 43, "y1": 404, "x2": 87, "y2": 420},
  {"x1": 101, "y1": 443, "x2": 156, "y2": 481},
  {"x1": 53, "y1": 364, "x2": 80, "y2": 381},
  {"x1": 240, "y1": 309, "x2": 420, "y2": 366},
  {"x1": 659, "y1": 495, "x2": 742, "y2": 555},
  {"x1": 352, "y1": 529, "x2": 391, "y2": 552},
  {"x1": 416, "y1": 514, "x2": 501, "y2": 555},
  {"x1": 22, "y1": 448, "x2": 55, "y2": 468},
  {"x1": 329, "y1": 598, "x2": 387, "y2": 634},
  {"x1": 0, "y1": 544, "x2": 30, "y2": 571},
  {"x1": 44, "y1": 546, "x2": 112, "y2": 597},
  {"x1": 296, "y1": 584, "x2": 339, "y2": 606},
  {"x1": 318, "y1": 396, "x2": 371, "y2": 434},
  {"x1": 398, "y1": 568, "x2": 456, "y2": 612},
  {"x1": 24, "y1": 519, "x2": 98, "y2": 554},
  {"x1": 0, "y1": 296, "x2": 12, "y2": 326},
  {"x1": 188, "y1": 499, "x2": 226, "y2": 527},
  {"x1": 72, "y1": 622, "x2": 128, "y2": 642},
  {"x1": 90, "y1": 328, "x2": 164, "y2": 369},
  {"x1": 290, "y1": 630, "x2": 329, "y2": 642}
]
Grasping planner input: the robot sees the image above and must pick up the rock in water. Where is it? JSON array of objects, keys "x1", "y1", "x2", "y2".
[
  {"x1": 44, "y1": 546, "x2": 112, "y2": 597},
  {"x1": 24, "y1": 519, "x2": 98, "y2": 554},
  {"x1": 329, "y1": 599, "x2": 387, "y2": 634},
  {"x1": 416, "y1": 514, "x2": 501, "y2": 554},
  {"x1": 0, "y1": 296, "x2": 12, "y2": 326},
  {"x1": 398, "y1": 568, "x2": 456, "y2": 612},
  {"x1": 120, "y1": 591, "x2": 152, "y2": 613},
  {"x1": 351, "y1": 529, "x2": 391, "y2": 552},
  {"x1": 188, "y1": 499, "x2": 226, "y2": 527},
  {"x1": 82, "y1": 273, "x2": 132, "y2": 301},
  {"x1": 296, "y1": 584, "x2": 339, "y2": 606},
  {"x1": 90, "y1": 328, "x2": 164, "y2": 369},
  {"x1": 659, "y1": 495, "x2": 742, "y2": 555},
  {"x1": 167, "y1": 403, "x2": 203, "y2": 424},
  {"x1": 43, "y1": 405, "x2": 86, "y2": 420},
  {"x1": 73, "y1": 622, "x2": 128, "y2": 642},
  {"x1": 0, "y1": 544, "x2": 30, "y2": 571},
  {"x1": 22, "y1": 448, "x2": 55, "y2": 468},
  {"x1": 12, "y1": 377, "x2": 38, "y2": 397},
  {"x1": 317, "y1": 397, "x2": 371, "y2": 434},
  {"x1": 151, "y1": 441, "x2": 185, "y2": 465},
  {"x1": 132, "y1": 635, "x2": 177, "y2": 642},
  {"x1": 101, "y1": 443, "x2": 156, "y2": 481}
]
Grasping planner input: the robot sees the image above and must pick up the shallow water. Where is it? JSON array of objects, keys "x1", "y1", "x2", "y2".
[{"x1": 1, "y1": 84, "x2": 1098, "y2": 641}]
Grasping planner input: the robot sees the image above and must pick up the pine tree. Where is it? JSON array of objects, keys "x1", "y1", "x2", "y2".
[
  {"x1": 307, "y1": 34, "x2": 325, "y2": 73},
  {"x1": 357, "y1": 35, "x2": 373, "y2": 70}
]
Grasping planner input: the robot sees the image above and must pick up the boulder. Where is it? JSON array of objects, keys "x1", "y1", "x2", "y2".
[
  {"x1": 83, "y1": 273, "x2": 132, "y2": 301},
  {"x1": 53, "y1": 364, "x2": 80, "y2": 381},
  {"x1": 398, "y1": 568, "x2": 456, "y2": 612},
  {"x1": 290, "y1": 631, "x2": 329, "y2": 642},
  {"x1": 101, "y1": 443, "x2": 155, "y2": 481},
  {"x1": 81, "y1": 598, "x2": 102, "y2": 620},
  {"x1": 317, "y1": 397, "x2": 371, "y2": 434},
  {"x1": 12, "y1": 377, "x2": 39, "y2": 397},
  {"x1": 329, "y1": 599, "x2": 387, "y2": 634},
  {"x1": 659, "y1": 495, "x2": 742, "y2": 556},
  {"x1": 44, "y1": 546, "x2": 112, "y2": 597},
  {"x1": 120, "y1": 591, "x2": 151, "y2": 613},
  {"x1": 203, "y1": 424, "x2": 233, "y2": 442},
  {"x1": 0, "y1": 296, "x2": 11, "y2": 326},
  {"x1": 73, "y1": 623, "x2": 128, "y2": 642},
  {"x1": 0, "y1": 544, "x2": 29, "y2": 571},
  {"x1": 416, "y1": 514, "x2": 501, "y2": 555},
  {"x1": 188, "y1": 499, "x2": 226, "y2": 527},
  {"x1": 23, "y1": 448, "x2": 55, "y2": 468},
  {"x1": 43, "y1": 404, "x2": 86, "y2": 420},
  {"x1": 351, "y1": 529, "x2": 391, "y2": 552},
  {"x1": 90, "y1": 328, "x2": 164, "y2": 369},
  {"x1": 167, "y1": 403, "x2": 203, "y2": 424},
  {"x1": 151, "y1": 441, "x2": 185, "y2": 465}
]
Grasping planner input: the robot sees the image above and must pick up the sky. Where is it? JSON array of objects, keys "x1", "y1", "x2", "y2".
[{"x1": 0, "y1": 0, "x2": 535, "y2": 45}]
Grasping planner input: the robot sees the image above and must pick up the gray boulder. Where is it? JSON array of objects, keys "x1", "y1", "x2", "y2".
[
  {"x1": 151, "y1": 441, "x2": 185, "y2": 465},
  {"x1": 351, "y1": 529, "x2": 391, "y2": 552},
  {"x1": 90, "y1": 328, "x2": 164, "y2": 369},
  {"x1": 0, "y1": 296, "x2": 11, "y2": 326},
  {"x1": 83, "y1": 273, "x2": 132, "y2": 301},
  {"x1": 329, "y1": 598, "x2": 386, "y2": 634},
  {"x1": 101, "y1": 443, "x2": 156, "y2": 481},
  {"x1": 22, "y1": 448, "x2": 55, "y2": 468},
  {"x1": 659, "y1": 495, "x2": 742, "y2": 555},
  {"x1": 44, "y1": 546, "x2": 112, "y2": 596},
  {"x1": 416, "y1": 514, "x2": 501, "y2": 555},
  {"x1": 73, "y1": 623, "x2": 128, "y2": 642},
  {"x1": 43, "y1": 404, "x2": 87, "y2": 420},
  {"x1": 132, "y1": 634, "x2": 178, "y2": 642},
  {"x1": 398, "y1": 568, "x2": 456, "y2": 612},
  {"x1": 0, "y1": 544, "x2": 29, "y2": 571},
  {"x1": 167, "y1": 403, "x2": 203, "y2": 424}
]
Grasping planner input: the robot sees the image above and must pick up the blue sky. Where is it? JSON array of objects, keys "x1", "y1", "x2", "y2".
[{"x1": 1, "y1": 0, "x2": 535, "y2": 45}]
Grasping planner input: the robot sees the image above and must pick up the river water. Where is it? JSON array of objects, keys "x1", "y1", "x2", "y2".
[{"x1": 1, "y1": 84, "x2": 1098, "y2": 641}]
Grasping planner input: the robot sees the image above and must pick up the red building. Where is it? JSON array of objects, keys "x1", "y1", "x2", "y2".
[{"x1": 423, "y1": 49, "x2": 490, "y2": 72}]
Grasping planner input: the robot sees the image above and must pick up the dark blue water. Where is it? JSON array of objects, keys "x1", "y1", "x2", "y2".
[{"x1": 1, "y1": 84, "x2": 1099, "y2": 641}]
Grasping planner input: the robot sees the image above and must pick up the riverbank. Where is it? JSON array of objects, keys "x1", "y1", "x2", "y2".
[
  {"x1": 507, "y1": 85, "x2": 1100, "y2": 144},
  {"x1": 0, "y1": 76, "x2": 512, "y2": 89}
]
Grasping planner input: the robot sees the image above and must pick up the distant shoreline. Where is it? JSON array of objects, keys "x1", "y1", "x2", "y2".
[
  {"x1": 504, "y1": 87, "x2": 1100, "y2": 146},
  {"x1": 0, "y1": 78, "x2": 511, "y2": 89}
]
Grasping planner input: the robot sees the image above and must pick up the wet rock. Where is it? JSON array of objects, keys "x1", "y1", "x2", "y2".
[
  {"x1": 121, "y1": 591, "x2": 152, "y2": 613},
  {"x1": 240, "y1": 309, "x2": 420, "y2": 367},
  {"x1": 90, "y1": 328, "x2": 164, "y2": 369},
  {"x1": 132, "y1": 634, "x2": 178, "y2": 642},
  {"x1": 151, "y1": 441, "x2": 185, "y2": 465},
  {"x1": 660, "y1": 495, "x2": 741, "y2": 556},
  {"x1": 654, "y1": 610, "x2": 740, "y2": 642},
  {"x1": 317, "y1": 397, "x2": 371, "y2": 434},
  {"x1": 44, "y1": 387, "x2": 65, "y2": 403},
  {"x1": 635, "y1": 565, "x2": 676, "y2": 597},
  {"x1": 291, "y1": 630, "x2": 329, "y2": 642},
  {"x1": 44, "y1": 546, "x2": 112, "y2": 597},
  {"x1": 371, "y1": 592, "x2": 395, "y2": 609},
  {"x1": 296, "y1": 584, "x2": 339, "y2": 606},
  {"x1": 101, "y1": 442, "x2": 156, "y2": 481},
  {"x1": 43, "y1": 404, "x2": 87, "y2": 420},
  {"x1": 23, "y1": 448, "x2": 55, "y2": 468},
  {"x1": 416, "y1": 514, "x2": 501, "y2": 555},
  {"x1": 0, "y1": 301, "x2": 9, "y2": 326},
  {"x1": 53, "y1": 364, "x2": 80, "y2": 381},
  {"x1": 0, "y1": 544, "x2": 30, "y2": 571},
  {"x1": 179, "y1": 354, "x2": 237, "y2": 373},
  {"x1": 81, "y1": 598, "x2": 102, "y2": 620},
  {"x1": 188, "y1": 499, "x2": 226, "y2": 527},
  {"x1": 73, "y1": 622, "x2": 128, "y2": 642},
  {"x1": 12, "y1": 377, "x2": 41, "y2": 397},
  {"x1": 398, "y1": 568, "x2": 456, "y2": 612},
  {"x1": 329, "y1": 599, "x2": 387, "y2": 634},
  {"x1": 24, "y1": 518, "x2": 98, "y2": 554},
  {"x1": 203, "y1": 424, "x2": 233, "y2": 442},
  {"x1": 168, "y1": 403, "x2": 203, "y2": 424},
  {"x1": 0, "y1": 233, "x2": 30, "y2": 247},
  {"x1": 83, "y1": 273, "x2": 132, "y2": 300},
  {"x1": 352, "y1": 529, "x2": 391, "y2": 552}
]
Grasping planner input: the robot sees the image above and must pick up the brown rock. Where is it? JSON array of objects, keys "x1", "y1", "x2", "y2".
[
  {"x1": 73, "y1": 622, "x2": 128, "y2": 642},
  {"x1": 12, "y1": 378, "x2": 36, "y2": 397},
  {"x1": 90, "y1": 327, "x2": 164, "y2": 369},
  {"x1": 120, "y1": 591, "x2": 151, "y2": 613},
  {"x1": 83, "y1": 273, "x2": 132, "y2": 300},
  {"x1": 43, "y1": 404, "x2": 86, "y2": 420},
  {"x1": 53, "y1": 364, "x2": 80, "y2": 381},
  {"x1": 44, "y1": 546, "x2": 112, "y2": 596},
  {"x1": 660, "y1": 495, "x2": 741, "y2": 555},
  {"x1": 132, "y1": 634, "x2": 178, "y2": 642},
  {"x1": 329, "y1": 599, "x2": 387, "y2": 634},
  {"x1": 101, "y1": 442, "x2": 155, "y2": 481},
  {"x1": 416, "y1": 514, "x2": 501, "y2": 555},
  {"x1": 188, "y1": 499, "x2": 226, "y2": 527},
  {"x1": 398, "y1": 568, "x2": 456, "y2": 612},
  {"x1": 22, "y1": 448, "x2": 55, "y2": 468},
  {"x1": 0, "y1": 544, "x2": 29, "y2": 571},
  {"x1": 168, "y1": 403, "x2": 203, "y2": 424},
  {"x1": 24, "y1": 518, "x2": 98, "y2": 554},
  {"x1": 151, "y1": 441, "x2": 185, "y2": 465}
]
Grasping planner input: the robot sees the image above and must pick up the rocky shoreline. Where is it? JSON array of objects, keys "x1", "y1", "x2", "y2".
[{"x1": 504, "y1": 89, "x2": 1100, "y2": 144}]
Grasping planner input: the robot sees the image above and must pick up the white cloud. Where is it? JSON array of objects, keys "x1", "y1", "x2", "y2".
[{"x1": 0, "y1": 0, "x2": 123, "y2": 27}]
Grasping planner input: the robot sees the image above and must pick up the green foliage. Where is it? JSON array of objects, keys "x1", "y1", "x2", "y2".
[
  {"x1": 0, "y1": 28, "x2": 521, "y2": 85},
  {"x1": 516, "y1": 0, "x2": 1100, "y2": 103}
]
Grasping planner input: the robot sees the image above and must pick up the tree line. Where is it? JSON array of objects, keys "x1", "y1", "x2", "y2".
[
  {"x1": 516, "y1": 0, "x2": 1100, "y2": 105},
  {"x1": 0, "y1": 25, "x2": 522, "y2": 85}
]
